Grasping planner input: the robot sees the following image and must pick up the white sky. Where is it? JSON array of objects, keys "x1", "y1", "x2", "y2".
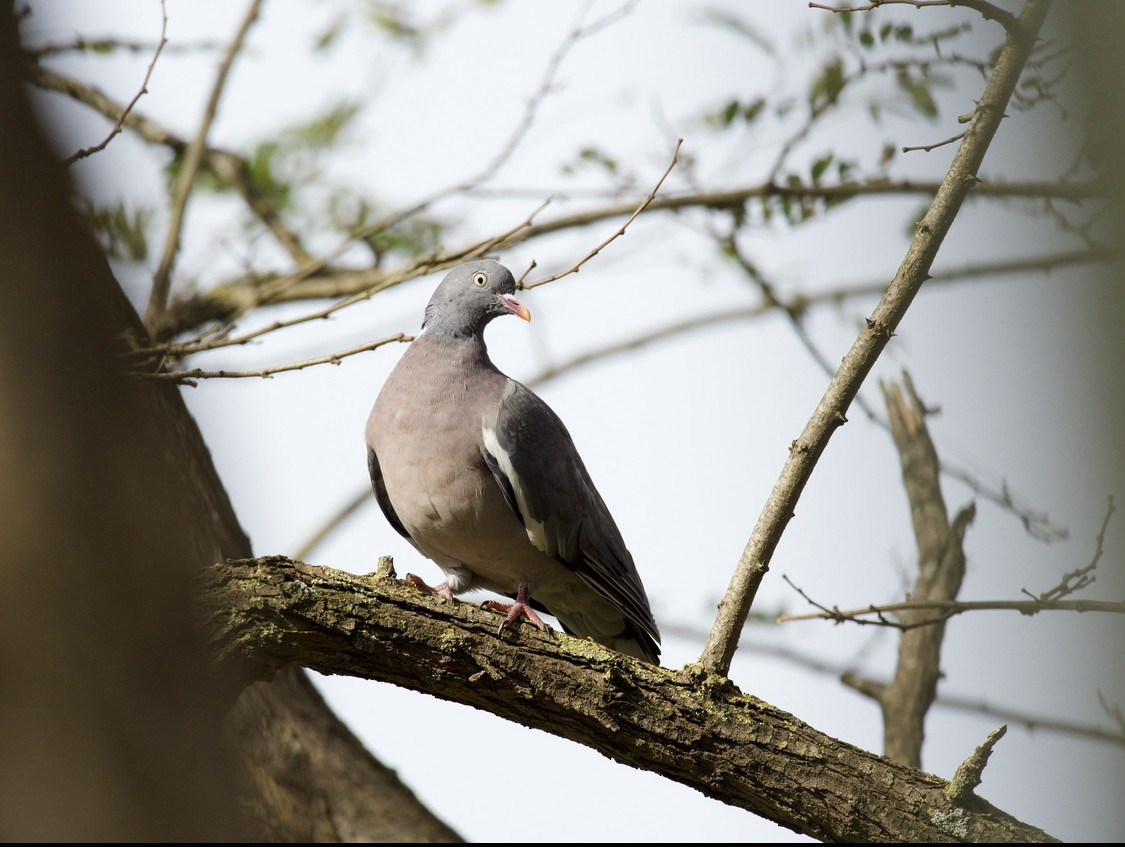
[{"x1": 23, "y1": 1, "x2": 1125, "y2": 842}]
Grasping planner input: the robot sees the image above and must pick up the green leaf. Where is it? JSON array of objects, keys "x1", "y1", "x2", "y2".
[
  {"x1": 246, "y1": 141, "x2": 291, "y2": 209},
  {"x1": 896, "y1": 68, "x2": 938, "y2": 120},
  {"x1": 285, "y1": 102, "x2": 361, "y2": 148},
  {"x1": 742, "y1": 97, "x2": 766, "y2": 123},
  {"x1": 79, "y1": 202, "x2": 153, "y2": 262},
  {"x1": 811, "y1": 154, "x2": 833, "y2": 184},
  {"x1": 810, "y1": 56, "x2": 846, "y2": 112},
  {"x1": 561, "y1": 147, "x2": 619, "y2": 177}
]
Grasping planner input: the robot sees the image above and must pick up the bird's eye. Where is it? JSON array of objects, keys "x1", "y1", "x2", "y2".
[{"x1": 472, "y1": 272, "x2": 488, "y2": 287}]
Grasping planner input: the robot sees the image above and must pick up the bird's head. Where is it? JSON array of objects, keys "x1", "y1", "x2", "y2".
[{"x1": 422, "y1": 260, "x2": 531, "y2": 335}]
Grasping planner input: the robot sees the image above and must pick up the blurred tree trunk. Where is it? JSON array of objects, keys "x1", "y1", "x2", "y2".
[{"x1": 0, "y1": 3, "x2": 459, "y2": 840}]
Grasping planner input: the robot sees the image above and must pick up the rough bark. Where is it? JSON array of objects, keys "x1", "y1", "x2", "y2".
[{"x1": 199, "y1": 555, "x2": 1060, "y2": 843}]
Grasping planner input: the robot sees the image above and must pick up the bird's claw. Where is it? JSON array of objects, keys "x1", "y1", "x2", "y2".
[
  {"x1": 482, "y1": 598, "x2": 550, "y2": 635},
  {"x1": 406, "y1": 573, "x2": 454, "y2": 601}
]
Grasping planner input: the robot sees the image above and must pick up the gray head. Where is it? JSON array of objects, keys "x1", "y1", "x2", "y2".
[{"x1": 421, "y1": 260, "x2": 531, "y2": 336}]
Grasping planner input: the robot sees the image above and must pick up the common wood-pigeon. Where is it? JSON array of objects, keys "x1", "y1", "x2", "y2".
[{"x1": 365, "y1": 259, "x2": 661, "y2": 664}]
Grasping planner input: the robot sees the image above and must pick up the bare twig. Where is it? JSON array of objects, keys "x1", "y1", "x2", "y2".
[
  {"x1": 903, "y1": 131, "x2": 967, "y2": 153},
  {"x1": 145, "y1": 0, "x2": 263, "y2": 333},
  {"x1": 778, "y1": 592, "x2": 1125, "y2": 625},
  {"x1": 1022, "y1": 495, "x2": 1114, "y2": 600},
  {"x1": 143, "y1": 175, "x2": 1099, "y2": 335},
  {"x1": 809, "y1": 0, "x2": 1022, "y2": 39},
  {"x1": 131, "y1": 334, "x2": 412, "y2": 386},
  {"x1": 778, "y1": 487, "x2": 1117, "y2": 636},
  {"x1": 521, "y1": 138, "x2": 683, "y2": 290},
  {"x1": 64, "y1": 1, "x2": 167, "y2": 166}
]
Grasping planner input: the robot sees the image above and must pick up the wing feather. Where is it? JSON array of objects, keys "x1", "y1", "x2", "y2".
[{"x1": 480, "y1": 380, "x2": 660, "y2": 656}]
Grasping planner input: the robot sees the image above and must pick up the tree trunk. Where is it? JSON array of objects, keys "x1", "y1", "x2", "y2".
[{"x1": 0, "y1": 3, "x2": 459, "y2": 839}]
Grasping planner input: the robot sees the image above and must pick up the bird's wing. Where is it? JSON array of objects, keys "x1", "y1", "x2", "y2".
[
  {"x1": 367, "y1": 446, "x2": 413, "y2": 543},
  {"x1": 480, "y1": 379, "x2": 660, "y2": 655}
]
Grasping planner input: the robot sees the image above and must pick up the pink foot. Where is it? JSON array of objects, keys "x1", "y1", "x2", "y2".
[
  {"x1": 407, "y1": 573, "x2": 454, "y2": 601},
  {"x1": 482, "y1": 581, "x2": 550, "y2": 635}
]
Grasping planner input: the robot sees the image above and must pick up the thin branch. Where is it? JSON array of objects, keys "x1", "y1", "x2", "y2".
[
  {"x1": 1022, "y1": 495, "x2": 1114, "y2": 600},
  {"x1": 145, "y1": 0, "x2": 263, "y2": 333},
  {"x1": 28, "y1": 36, "x2": 221, "y2": 58},
  {"x1": 698, "y1": 0, "x2": 1054, "y2": 678},
  {"x1": 902, "y1": 131, "x2": 967, "y2": 154},
  {"x1": 521, "y1": 138, "x2": 683, "y2": 290},
  {"x1": 130, "y1": 334, "x2": 412, "y2": 386},
  {"x1": 767, "y1": 51, "x2": 988, "y2": 184},
  {"x1": 809, "y1": 0, "x2": 1022, "y2": 39},
  {"x1": 930, "y1": 688, "x2": 1124, "y2": 747},
  {"x1": 63, "y1": 0, "x2": 167, "y2": 166},
  {"x1": 778, "y1": 593, "x2": 1125, "y2": 624},
  {"x1": 939, "y1": 461, "x2": 1069, "y2": 542}
]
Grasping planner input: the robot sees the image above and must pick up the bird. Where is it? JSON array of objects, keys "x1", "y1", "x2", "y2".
[{"x1": 365, "y1": 259, "x2": 660, "y2": 664}]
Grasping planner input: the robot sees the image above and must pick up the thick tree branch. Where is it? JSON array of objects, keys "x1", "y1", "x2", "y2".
[
  {"x1": 699, "y1": 0, "x2": 1055, "y2": 678},
  {"x1": 199, "y1": 555, "x2": 1060, "y2": 843}
]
